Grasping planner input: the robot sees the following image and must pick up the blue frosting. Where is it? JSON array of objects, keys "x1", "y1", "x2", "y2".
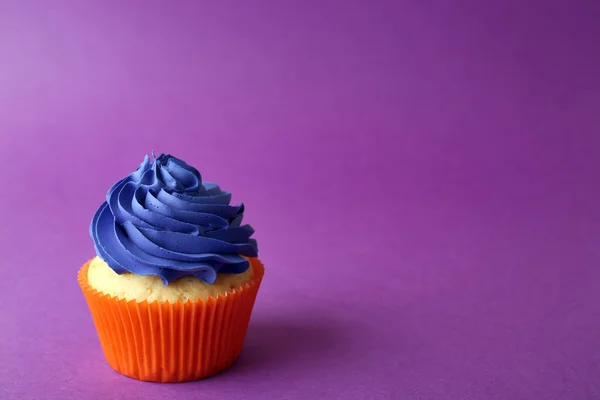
[{"x1": 90, "y1": 153, "x2": 258, "y2": 285}]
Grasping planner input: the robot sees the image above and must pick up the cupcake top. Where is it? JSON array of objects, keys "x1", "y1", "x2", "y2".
[{"x1": 90, "y1": 153, "x2": 258, "y2": 285}]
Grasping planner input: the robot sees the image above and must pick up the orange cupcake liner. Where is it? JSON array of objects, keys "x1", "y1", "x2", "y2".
[{"x1": 78, "y1": 258, "x2": 264, "y2": 382}]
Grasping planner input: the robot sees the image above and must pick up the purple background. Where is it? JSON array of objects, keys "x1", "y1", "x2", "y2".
[{"x1": 1, "y1": 1, "x2": 599, "y2": 399}]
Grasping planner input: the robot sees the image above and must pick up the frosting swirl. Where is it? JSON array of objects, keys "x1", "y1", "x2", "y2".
[{"x1": 90, "y1": 153, "x2": 258, "y2": 285}]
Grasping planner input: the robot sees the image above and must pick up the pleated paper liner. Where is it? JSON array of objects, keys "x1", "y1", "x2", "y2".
[{"x1": 78, "y1": 258, "x2": 264, "y2": 382}]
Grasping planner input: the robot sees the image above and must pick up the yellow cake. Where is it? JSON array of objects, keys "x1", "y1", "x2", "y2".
[{"x1": 87, "y1": 255, "x2": 254, "y2": 303}]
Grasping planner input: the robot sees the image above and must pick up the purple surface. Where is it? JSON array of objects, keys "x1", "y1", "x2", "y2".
[{"x1": 0, "y1": 1, "x2": 599, "y2": 399}]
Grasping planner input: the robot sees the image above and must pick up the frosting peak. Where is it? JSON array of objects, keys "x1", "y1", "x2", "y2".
[{"x1": 90, "y1": 153, "x2": 258, "y2": 285}]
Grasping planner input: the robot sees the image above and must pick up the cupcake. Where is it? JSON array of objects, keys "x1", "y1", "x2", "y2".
[{"x1": 79, "y1": 153, "x2": 264, "y2": 382}]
